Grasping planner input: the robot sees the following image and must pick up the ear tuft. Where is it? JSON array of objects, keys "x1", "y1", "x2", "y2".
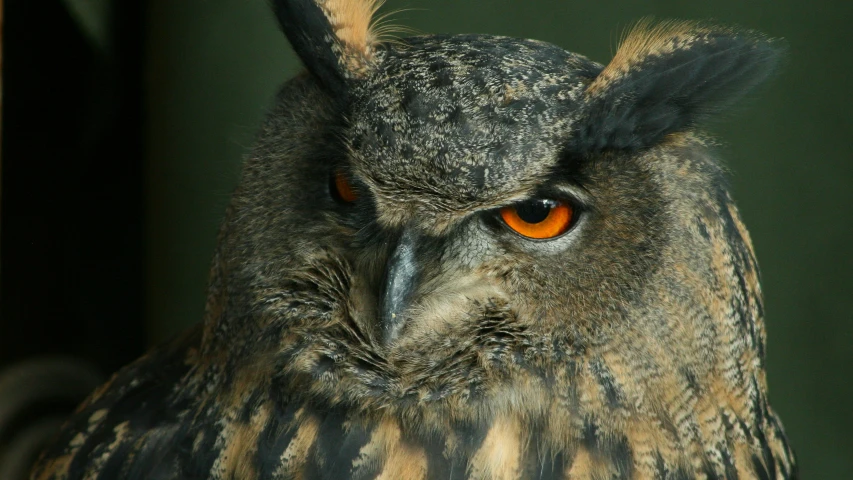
[
  {"x1": 587, "y1": 19, "x2": 709, "y2": 96},
  {"x1": 573, "y1": 19, "x2": 785, "y2": 152},
  {"x1": 316, "y1": 0, "x2": 385, "y2": 61},
  {"x1": 273, "y1": 0, "x2": 384, "y2": 95}
]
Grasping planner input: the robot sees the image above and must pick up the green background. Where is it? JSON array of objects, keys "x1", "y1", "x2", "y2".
[{"x1": 144, "y1": 1, "x2": 853, "y2": 476}]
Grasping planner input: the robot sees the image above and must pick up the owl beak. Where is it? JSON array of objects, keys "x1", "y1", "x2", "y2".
[{"x1": 380, "y1": 228, "x2": 420, "y2": 344}]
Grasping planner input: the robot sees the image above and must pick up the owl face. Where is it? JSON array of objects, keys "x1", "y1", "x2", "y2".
[
  {"x1": 250, "y1": 36, "x2": 654, "y2": 344},
  {"x1": 343, "y1": 36, "x2": 613, "y2": 346},
  {"x1": 211, "y1": 0, "x2": 783, "y2": 419}
]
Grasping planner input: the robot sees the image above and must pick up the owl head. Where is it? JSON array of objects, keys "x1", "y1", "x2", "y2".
[{"x1": 203, "y1": 0, "x2": 787, "y2": 460}]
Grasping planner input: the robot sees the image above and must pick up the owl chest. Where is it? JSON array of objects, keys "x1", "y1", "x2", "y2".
[
  {"x1": 213, "y1": 406, "x2": 628, "y2": 480},
  {"x1": 208, "y1": 398, "x2": 793, "y2": 480}
]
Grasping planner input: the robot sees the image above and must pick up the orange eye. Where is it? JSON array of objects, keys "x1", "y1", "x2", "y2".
[
  {"x1": 500, "y1": 199, "x2": 574, "y2": 239},
  {"x1": 332, "y1": 169, "x2": 358, "y2": 203}
]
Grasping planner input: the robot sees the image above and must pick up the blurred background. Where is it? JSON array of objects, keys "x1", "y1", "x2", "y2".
[{"x1": 1, "y1": 0, "x2": 850, "y2": 477}]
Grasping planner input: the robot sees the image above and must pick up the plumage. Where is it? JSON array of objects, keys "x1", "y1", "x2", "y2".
[{"x1": 31, "y1": 1, "x2": 795, "y2": 478}]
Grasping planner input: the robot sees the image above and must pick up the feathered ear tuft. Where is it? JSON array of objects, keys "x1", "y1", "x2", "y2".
[
  {"x1": 572, "y1": 19, "x2": 785, "y2": 152},
  {"x1": 273, "y1": 0, "x2": 384, "y2": 95}
]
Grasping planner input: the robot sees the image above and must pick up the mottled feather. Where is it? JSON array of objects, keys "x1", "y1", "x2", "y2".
[{"x1": 31, "y1": 2, "x2": 795, "y2": 479}]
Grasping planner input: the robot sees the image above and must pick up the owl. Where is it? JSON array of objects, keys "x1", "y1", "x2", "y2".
[{"x1": 31, "y1": 0, "x2": 796, "y2": 478}]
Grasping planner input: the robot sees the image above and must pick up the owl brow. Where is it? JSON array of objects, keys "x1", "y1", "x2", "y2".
[{"x1": 531, "y1": 160, "x2": 595, "y2": 206}]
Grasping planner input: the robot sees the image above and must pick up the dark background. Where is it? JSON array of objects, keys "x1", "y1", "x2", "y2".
[{"x1": 2, "y1": 0, "x2": 851, "y2": 477}]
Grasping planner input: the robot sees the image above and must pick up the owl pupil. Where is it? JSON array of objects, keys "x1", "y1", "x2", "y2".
[{"x1": 515, "y1": 200, "x2": 555, "y2": 224}]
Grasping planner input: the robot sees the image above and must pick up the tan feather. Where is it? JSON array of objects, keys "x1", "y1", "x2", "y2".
[
  {"x1": 587, "y1": 19, "x2": 711, "y2": 95},
  {"x1": 317, "y1": 0, "x2": 385, "y2": 57}
]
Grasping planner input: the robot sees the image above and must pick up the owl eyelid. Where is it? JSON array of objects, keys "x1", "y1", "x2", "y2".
[
  {"x1": 545, "y1": 184, "x2": 593, "y2": 209},
  {"x1": 497, "y1": 185, "x2": 589, "y2": 214},
  {"x1": 487, "y1": 182, "x2": 588, "y2": 211}
]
